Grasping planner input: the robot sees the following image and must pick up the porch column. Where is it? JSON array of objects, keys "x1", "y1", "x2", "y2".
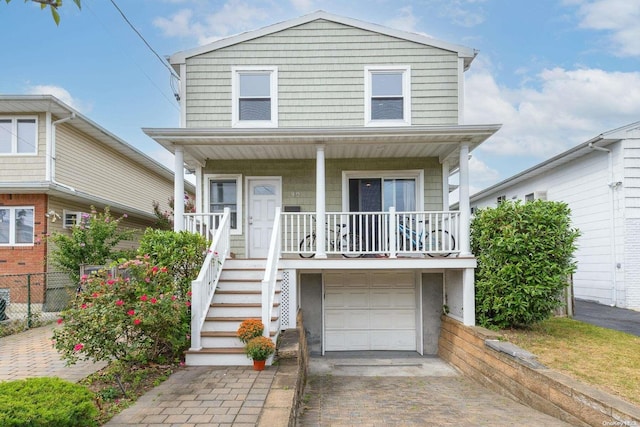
[
  {"x1": 458, "y1": 143, "x2": 471, "y2": 255},
  {"x1": 442, "y1": 161, "x2": 450, "y2": 210},
  {"x1": 315, "y1": 144, "x2": 327, "y2": 258},
  {"x1": 174, "y1": 146, "x2": 185, "y2": 232},
  {"x1": 463, "y1": 268, "x2": 475, "y2": 326}
]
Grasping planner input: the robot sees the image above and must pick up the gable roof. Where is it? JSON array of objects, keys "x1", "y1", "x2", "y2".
[
  {"x1": 469, "y1": 121, "x2": 640, "y2": 202},
  {"x1": 170, "y1": 10, "x2": 478, "y2": 70}
]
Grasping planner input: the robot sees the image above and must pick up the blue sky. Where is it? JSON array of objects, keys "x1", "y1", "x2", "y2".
[{"x1": 1, "y1": 0, "x2": 639, "y2": 193}]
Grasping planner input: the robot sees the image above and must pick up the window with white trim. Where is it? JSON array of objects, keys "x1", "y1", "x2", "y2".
[
  {"x1": 63, "y1": 210, "x2": 87, "y2": 228},
  {"x1": 364, "y1": 66, "x2": 411, "y2": 126},
  {"x1": 0, "y1": 206, "x2": 35, "y2": 245},
  {"x1": 232, "y1": 67, "x2": 278, "y2": 128},
  {"x1": 206, "y1": 174, "x2": 242, "y2": 235},
  {"x1": 0, "y1": 117, "x2": 37, "y2": 155}
]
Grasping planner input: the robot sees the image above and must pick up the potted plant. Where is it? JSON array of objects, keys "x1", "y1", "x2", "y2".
[
  {"x1": 237, "y1": 318, "x2": 263, "y2": 343},
  {"x1": 244, "y1": 336, "x2": 276, "y2": 370}
]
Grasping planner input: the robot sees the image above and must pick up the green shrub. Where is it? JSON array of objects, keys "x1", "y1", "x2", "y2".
[
  {"x1": 0, "y1": 377, "x2": 98, "y2": 427},
  {"x1": 53, "y1": 258, "x2": 191, "y2": 365},
  {"x1": 471, "y1": 200, "x2": 580, "y2": 329},
  {"x1": 136, "y1": 229, "x2": 208, "y2": 295},
  {"x1": 49, "y1": 207, "x2": 135, "y2": 283}
]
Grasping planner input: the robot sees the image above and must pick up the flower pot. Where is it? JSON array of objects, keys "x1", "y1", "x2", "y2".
[{"x1": 253, "y1": 359, "x2": 266, "y2": 371}]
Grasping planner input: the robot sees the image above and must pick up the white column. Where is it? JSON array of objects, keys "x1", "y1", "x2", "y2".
[
  {"x1": 315, "y1": 145, "x2": 327, "y2": 258},
  {"x1": 458, "y1": 144, "x2": 471, "y2": 255},
  {"x1": 463, "y1": 268, "x2": 475, "y2": 326},
  {"x1": 442, "y1": 161, "x2": 450, "y2": 210},
  {"x1": 174, "y1": 146, "x2": 185, "y2": 232}
]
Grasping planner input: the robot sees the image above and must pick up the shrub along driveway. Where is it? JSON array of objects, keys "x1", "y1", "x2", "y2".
[{"x1": 297, "y1": 354, "x2": 573, "y2": 426}]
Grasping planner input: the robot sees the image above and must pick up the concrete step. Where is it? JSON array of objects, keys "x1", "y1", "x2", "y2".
[
  {"x1": 200, "y1": 330, "x2": 278, "y2": 347},
  {"x1": 207, "y1": 303, "x2": 280, "y2": 318},
  {"x1": 213, "y1": 290, "x2": 281, "y2": 304},
  {"x1": 220, "y1": 268, "x2": 283, "y2": 281},
  {"x1": 202, "y1": 316, "x2": 279, "y2": 332}
]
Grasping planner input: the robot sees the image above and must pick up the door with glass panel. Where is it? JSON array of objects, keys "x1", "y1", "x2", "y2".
[{"x1": 248, "y1": 178, "x2": 281, "y2": 258}]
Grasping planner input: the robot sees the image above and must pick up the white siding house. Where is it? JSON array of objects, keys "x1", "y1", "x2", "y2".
[
  {"x1": 469, "y1": 122, "x2": 640, "y2": 311},
  {"x1": 144, "y1": 11, "x2": 501, "y2": 365}
]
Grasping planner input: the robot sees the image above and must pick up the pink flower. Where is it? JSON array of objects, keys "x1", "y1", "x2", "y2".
[
  {"x1": 81, "y1": 274, "x2": 88, "y2": 282},
  {"x1": 171, "y1": 295, "x2": 177, "y2": 301},
  {"x1": 81, "y1": 304, "x2": 88, "y2": 310},
  {"x1": 151, "y1": 266, "x2": 159, "y2": 274},
  {"x1": 144, "y1": 277, "x2": 151, "y2": 283},
  {"x1": 160, "y1": 267, "x2": 168, "y2": 273},
  {"x1": 133, "y1": 318, "x2": 141, "y2": 325},
  {"x1": 91, "y1": 292, "x2": 99, "y2": 298},
  {"x1": 150, "y1": 297, "x2": 157, "y2": 304},
  {"x1": 127, "y1": 309, "x2": 135, "y2": 316},
  {"x1": 140, "y1": 295, "x2": 148, "y2": 302},
  {"x1": 74, "y1": 343, "x2": 84, "y2": 352},
  {"x1": 187, "y1": 291, "x2": 192, "y2": 297},
  {"x1": 185, "y1": 301, "x2": 191, "y2": 307},
  {"x1": 115, "y1": 300, "x2": 124, "y2": 306},
  {"x1": 123, "y1": 213, "x2": 128, "y2": 218},
  {"x1": 107, "y1": 279, "x2": 115, "y2": 285},
  {"x1": 57, "y1": 318, "x2": 63, "y2": 324}
]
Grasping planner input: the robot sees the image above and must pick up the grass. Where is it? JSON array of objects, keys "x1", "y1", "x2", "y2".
[
  {"x1": 79, "y1": 361, "x2": 179, "y2": 425},
  {"x1": 500, "y1": 316, "x2": 640, "y2": 406}
]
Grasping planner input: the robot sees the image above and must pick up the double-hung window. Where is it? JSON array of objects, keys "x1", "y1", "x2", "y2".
[
  {"x1": 0, "y1": 117, "x2": 37, "y2": 155},
  {"x1": 206, "y1": 174, "x2": 242, "y2": 235},
  {"x1": 0, "y1": 206, "x2": 35, "y2": 246},
  {"x1": 365, "y1": 66, "x2": 411, "y2": 126},
  {"x1": 232, "y1": 67, "x2": 278, "y2": 128}
]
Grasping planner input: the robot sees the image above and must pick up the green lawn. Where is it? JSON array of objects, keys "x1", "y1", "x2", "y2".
[{"x1": 500, "y1": 316, "x2": 640, "y2": 406}]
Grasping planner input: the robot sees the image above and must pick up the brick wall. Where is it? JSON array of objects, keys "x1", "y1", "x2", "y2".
[
  {"x1": 439, "y1": 315, "x2": 640, "y2": 426},
  {"x1": 0, "y1": 194, "x2": 48, "y2": 303}
]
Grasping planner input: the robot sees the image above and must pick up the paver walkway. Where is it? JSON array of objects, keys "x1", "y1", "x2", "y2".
[
  {"x1": 297, "y1": 356, "x2": 574, "y2": 427},
  {"x1": 0, "y1": 323, "x2": 106, "y2": 382}
]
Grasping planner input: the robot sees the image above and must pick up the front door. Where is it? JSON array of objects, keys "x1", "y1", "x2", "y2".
[{"x1": 248, "y1": 178, "x2": 281, "y2": 258}]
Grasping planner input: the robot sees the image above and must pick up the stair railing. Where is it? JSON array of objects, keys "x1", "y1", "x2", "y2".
[
  {"x1": 190, "y1": 207, "x2": 230, "y2": 351},
  {"x1": 262, "y1": 207, "x2": 282, "y2": 338}
]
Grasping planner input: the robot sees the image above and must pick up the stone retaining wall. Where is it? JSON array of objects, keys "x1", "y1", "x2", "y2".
[{"x1": 439, "y1": 315, "x2": 640, "y2": 427}]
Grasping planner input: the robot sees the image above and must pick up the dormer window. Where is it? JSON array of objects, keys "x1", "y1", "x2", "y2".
[
  {"x1": 365, "y1": 66, "x2": 411, "y2": 126},
  {"x1": 232, "y1": 67, "x2": 278, "y2": 128}
]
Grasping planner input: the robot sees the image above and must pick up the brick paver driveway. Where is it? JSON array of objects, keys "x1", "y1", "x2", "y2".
[{"x1": 297, "y1": 355, "x2": 573, "y2": 426}]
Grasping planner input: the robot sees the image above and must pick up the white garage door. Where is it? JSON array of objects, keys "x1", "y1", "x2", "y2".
[{"x1": 324, "y1": 271, "x2": 417, "y2": 351}]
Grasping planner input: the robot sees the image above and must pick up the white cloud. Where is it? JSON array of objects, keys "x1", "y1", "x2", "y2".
[
  {"x1": 465, "y1": 63, "x2": 640, "y2": 160},
  {"x1": 153, "y1": 0, "x2": 269, "y2": 45},
  {"x1": 385, "y1": 6, "x2": 419, "y2": 32},
  {"x1": 26, "y1": 85, "x2": 90, "y2": 112},
  {"x1": 290, "y1": 0, "x2": 315, "y2": 13},
  {"x1": 572, "y1": 0, "x2": 640, "y2": 57}
]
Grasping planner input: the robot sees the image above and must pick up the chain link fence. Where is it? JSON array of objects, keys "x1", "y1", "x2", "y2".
[{"x1": 0, "y1": 272, "x2": 77, "y2": 337}]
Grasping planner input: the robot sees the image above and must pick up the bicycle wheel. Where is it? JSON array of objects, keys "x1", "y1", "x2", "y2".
[
  {"x1": 426, "y1": 230, "x2": 456, "y2": 257},
  {"x1": 340, "y1": 233, "x2": 363, "y2": 258},
  {"x1": 299, "y1": 234, "x2": 316, "y2": 258}
]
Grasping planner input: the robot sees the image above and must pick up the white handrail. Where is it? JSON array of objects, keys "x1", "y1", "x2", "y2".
[
  {"x1": 262, "y1": 207, "x2": 282, "y2": 338},
  {"x1": 184, "y1": 213, "x2": 224, "y2": 240},
  {"x1": 189, "y1": 208, "x2": 230, "y2": 351}
]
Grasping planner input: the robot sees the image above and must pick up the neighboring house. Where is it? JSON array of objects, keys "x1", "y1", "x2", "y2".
[
  {"x1": 143, "y1": 11, "x2": 501, "y2": 365},
  {"x1": 467, "y1": 122, "x2": 640, "y2": 312},
  {"x1": 0, "y1": 95, "x2": 188, "y2": 309}
]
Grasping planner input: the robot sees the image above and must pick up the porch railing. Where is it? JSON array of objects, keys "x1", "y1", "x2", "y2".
[
  {"x1": 190, "y1": 208, "x2": 230, "y2": 351},
  {"x1": 280, "y1": 209, "x2": 461, "y2": 257},
  {"x1": 184, "y1": 212, "x2": 225, "y2": 239},
  {"x1": 262, "y1": 207, "x2": 282, "y2": 339}
]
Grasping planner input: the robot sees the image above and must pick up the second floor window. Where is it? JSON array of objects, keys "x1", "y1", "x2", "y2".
[
  {"x1": 365, "y1": 66, "x2": 411, "y2": 126},
  {"x1": 232, "y1": 67, "x2": 278, "y2": 128},
  {"x1": 0, "y1": 117, "x2": 37, "y2": 155}
]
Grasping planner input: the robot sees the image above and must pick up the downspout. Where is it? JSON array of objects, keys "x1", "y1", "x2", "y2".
[
  {"x1": 50, "y1": 112, "x2": 77, "y2": 191},
  {"x1": 589, "y1": 142, "x2": 619, "y2": 306}
]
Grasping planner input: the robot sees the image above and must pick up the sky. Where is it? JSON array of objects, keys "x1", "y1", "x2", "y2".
[{"x1": 1, "y1": 0, "x2": 639, "y2": 195}]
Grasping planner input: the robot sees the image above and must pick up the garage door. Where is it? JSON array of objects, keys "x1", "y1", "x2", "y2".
[{"x1": 324, "y1": 271, "x2": 416, "y2": 351}]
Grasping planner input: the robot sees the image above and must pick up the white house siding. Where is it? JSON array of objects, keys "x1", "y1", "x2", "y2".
[
  {"x1": 624, "y1": 137, "x2": 640, "y2": 309},
  {"x1": 472, "y1": 148, "x2": 623, "y2": 307},
  {"x1": 53, "y1": 123, "x2": 174, "y2": 216},
  {"x1": 185, "y1": 19, "x2": 460, "y2": 128},
  {"x1": 0, "y1": 112, "x2": 47, "y2": 182}
]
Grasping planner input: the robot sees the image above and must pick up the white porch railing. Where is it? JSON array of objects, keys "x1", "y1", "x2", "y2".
[
  {"x1": 190, "y1": 208, "x2": 230, "y2": 351},
  {"x1": 262, "y1": 207, "x2": 282, "y2": 338},
  {"x1": 280, "y1": 209, "x2": 461, "y2": 258},
  {"x1": 184, "y1": 212, "x2": 225, "y2": 239}
]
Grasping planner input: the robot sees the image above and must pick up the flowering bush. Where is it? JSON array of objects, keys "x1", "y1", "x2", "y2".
[
  {"x1": 237, "y1": 319, "x2": 264, "y2": 344},
  {"x1": 152, "y1": 195, "x2": 196, "y2": 230},
  {"x1": 244, "y1": 336, "x2": 275, "y2": 361},
  {"x1": 49, "y1": 206, "x2": 134, "y2": 283},
  {"x1": 53, "y1": 257, "x2": 191, "y2": 366}
]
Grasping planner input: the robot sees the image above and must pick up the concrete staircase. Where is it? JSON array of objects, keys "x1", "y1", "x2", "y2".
[{"x1": 185, "y1": 259, "x2": 281, "y2": 366}]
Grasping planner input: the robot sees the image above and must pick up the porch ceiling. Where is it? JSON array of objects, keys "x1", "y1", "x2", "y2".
[{"x1": 143, "y1": 125, "x2": 501, "y2": 169}]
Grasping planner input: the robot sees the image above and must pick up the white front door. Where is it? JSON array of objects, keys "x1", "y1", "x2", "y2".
[{"x1": 248, "y1": 178, "x2": 281, "y2": 258}]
